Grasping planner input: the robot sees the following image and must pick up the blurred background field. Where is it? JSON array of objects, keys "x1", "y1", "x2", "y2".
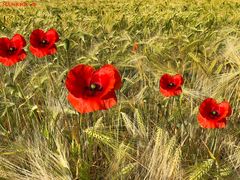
[{"x1": 0, "y1": 0, "x2": 240, "y2": 179}]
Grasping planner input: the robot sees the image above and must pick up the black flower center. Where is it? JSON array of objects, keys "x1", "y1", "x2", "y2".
[
  {"x1": 89, "y1": 83, "x2": 103, "y2": 91},
  {"x1": 211, "y1": 111, "x2": 218, "y2": 116},
  {"x1": 41, "y1": 39, "x2": 48, "y2": 45},
  {"x1": 85, "y1": 83, "x2": 103, "y2": 97},
  {"x1": 90, "y1": 83, "x2": 97, "y2": 90},
  {"x1": 168, "y1": 82, "x2": 175, "y2": 87},
  {"x1": 8, "y1": 47, "x2": 16, "y2": 54}
]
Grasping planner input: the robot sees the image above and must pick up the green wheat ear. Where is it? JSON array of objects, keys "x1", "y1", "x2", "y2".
[{"x1": 188, "y1": 159, "x2": 215, "y2": 180}]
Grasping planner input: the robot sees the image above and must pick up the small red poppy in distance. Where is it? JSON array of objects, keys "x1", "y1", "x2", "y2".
[
  {"x1": 29, "y1": 29, "x2": 59, "y2": 58},
  {"x1": 159, "y1": 74, "x2": 184, "y2": 97},
  {"x1": 198, "y1": 98, "x2": 232, "y2": 128},
  {"x1": 0, "y1": 34, "x2": 26, "y2": 66},
  {"x1": 65, "y1": 64, "x2": 122, "y2": 114},
  {"x1": 131, "y1": 42, "x2": 139, "y2": 54}
]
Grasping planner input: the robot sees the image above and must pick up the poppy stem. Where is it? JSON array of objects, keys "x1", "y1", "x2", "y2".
[
  {"x1": 176, "y1": 96, "x2": 186, "y2": 130},
  {"x1": 88, "y1": 112, "x2": 94, "y2": 128}
]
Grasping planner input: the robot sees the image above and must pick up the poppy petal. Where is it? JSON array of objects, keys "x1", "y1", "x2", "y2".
[
  {"x1": 199, "y1": 98, "x2": 216, "y2": 118},
  {"x1": 174, "y1": 87, "x2": 183, "y2": 96},
  {"x1": 173, "y1": 74, "x2": 184, "y2": 86},
  {"x1": 0, "y1": 57, "x2": 9, "y2": 65},
  {"x1": 47, "y1": 44, "x2": 57, "y2": 55},
  {"x1": 102, "y1": 90, "x2": 118, "y2": 109},
  {"x1": 0, "y1": 51, "x2": 26, "y2": 66},
  {"x1": 112, "y1": 66, "x2": 122, "y2": 89},
  {"x1": 30, "y1": 46, "x2": 48, "y2": 58},
  {"x1": 197, "y1": 113, "x2": 226, "y2": 128},
  {"x1": 131, "y1": 42, "x2": 139, "y2": 53},
  {"x1": 30, "y1": 29, "x2": 45, "y2": 47},
  {"x1": 18, "y1": 50, "x2": 27, "y2": 61},
  {"x1": 0, "y1": 38, "x2": 10, "y2": 56},
  {"x1": 91, "y1": 64, "x2": 121, "y2": 98},
  {"x1": 66, "y1": 64, "x2": 95, "y2": 98},
  {"x1": 101, "y1": 64, "x2": 122, "y2": 89},
  {"x1": 160, "y1": 87, "x2": 175, "y2": 97},
  {"x1": 11, "y1": 34, "x2": 26, "y2": 49},
  {"x1": 45, "y1": 29, "x2": 59, "y2": 45},
  {"x1": 160, "y1": 74, "x2": 171, "y2": 89},
  {"x1": 68, "y1": 93, "x2": 117, "y2": 114},
  {"x1": 217, "y1": 101, "x2": 232, "y2": 119}
]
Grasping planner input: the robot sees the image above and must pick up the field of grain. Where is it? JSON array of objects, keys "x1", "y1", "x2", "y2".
[{"x1": 0, "y1": 0, "x2": 240, "y2": 179}]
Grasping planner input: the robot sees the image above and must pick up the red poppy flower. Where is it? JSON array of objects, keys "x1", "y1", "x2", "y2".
[
  {"x1": 65, "y1": 64, "x2": 122, "y2": 114},
  {"x1": 159, "y1": 74, "x2": 184, "y2": 97},
  {"x1": 131, "y1": 42, "x2": 139, "y2": 53},
  {"x1": 29, "y1": 29, "x2": 59, "y2": 58},
  {"x1": 0, "y1": 34, "x2": 26, "y2": 66},
  {"x1": 197, "y1": 98, "x2": 232, "y2": 128}
]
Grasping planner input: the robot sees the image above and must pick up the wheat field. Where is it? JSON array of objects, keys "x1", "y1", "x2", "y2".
[{"x1": 0, "y1": 0, "x2": 240, "y2": 179}]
